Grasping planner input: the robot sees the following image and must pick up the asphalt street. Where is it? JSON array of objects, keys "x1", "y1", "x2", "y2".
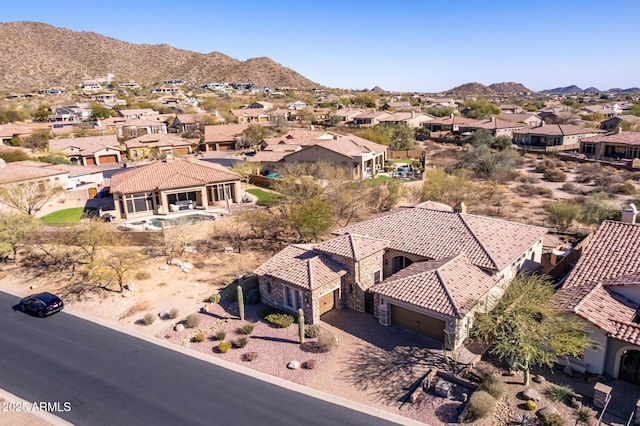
[{"x1": 0, "y1": 291, "x2": 400, "y2": 426}]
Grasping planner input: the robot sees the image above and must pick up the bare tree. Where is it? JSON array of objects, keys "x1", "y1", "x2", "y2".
[
  {"x1": 88, "y1": 247, "x2": 143, "y2": 292},
  {"x1": 0, "y1": 181, "x2": 63, "y2": 216},
  {"x1": 0, "y1": 212, "x2": 40, "y2": 261}
]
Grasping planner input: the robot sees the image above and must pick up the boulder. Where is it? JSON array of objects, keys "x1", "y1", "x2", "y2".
[
  {"x1": 523, "y1": 388, "x2": 541, "y2": 402},
  {"x1": 184, "y1": 246, "x2": 197, "y2": 254},
  {"x1": 533, "y1": 375, "x2": 545, "y2": 384},
  {"x1": 539, "y1": 406, "x2": 560, "y2": 419},
  {"x1": 158, "y1": 311, "x2": 169, "y2": 320},
  {"x1": 158, "y1": 265, "x2": 169, "y2": 271},
  {"x1": 30, "y1": 285, "x2": 37, "y2": 289},
  {"x1": 287, "y1": 361, "x2": 301, "y2": 370},
  {"x1": 168, "y1": 258, "x2": 183, "y2": 267},
  {"x1": 174, "y1": 323, "x2": 185, "y2": 332},
  {"x1": 124, "y1": 283, "x2": 135, "y2": 291}
]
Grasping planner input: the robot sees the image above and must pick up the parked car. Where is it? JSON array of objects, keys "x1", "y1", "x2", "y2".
[{"x1": 16, "y1": 292, "x2": 64, "y2": 317}]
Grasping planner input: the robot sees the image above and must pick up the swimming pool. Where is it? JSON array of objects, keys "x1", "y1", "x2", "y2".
[{"x1": 121, "y1": 212, "x2": 221, "y2": 231}]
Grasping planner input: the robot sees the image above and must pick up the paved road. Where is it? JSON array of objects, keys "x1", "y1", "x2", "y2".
[{"x1": 0, "y1": 291, "x2": 400, "y2": 426}]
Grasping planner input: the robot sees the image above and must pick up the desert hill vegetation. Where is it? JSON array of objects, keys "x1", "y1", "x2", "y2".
[{"x1": 0, "y1": 21, "x2": 320, "y2": 92}]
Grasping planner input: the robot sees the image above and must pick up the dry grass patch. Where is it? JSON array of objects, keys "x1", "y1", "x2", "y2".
[{"x1": 119, "y1": 301, "x2": 152, "y2": 320}]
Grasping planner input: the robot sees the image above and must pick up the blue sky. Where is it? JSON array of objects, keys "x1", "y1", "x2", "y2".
[{"x1": 3, "y1": 1, "x2": 639, "y2": 92}]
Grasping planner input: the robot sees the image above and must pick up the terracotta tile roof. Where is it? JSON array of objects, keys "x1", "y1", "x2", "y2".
[
  {"x1": 0, "y1": 161, "x2": 68, "y2": 184},
  {"x1": 333, "y1": 109, "x2": 364, "y2": 118},
  {"x1": 203, "y1": 123, "x2": 248, "y2": 143},
  {"x1": 557, "y1": 220, "x2": 640, "y2": 345},
  {"x1": 462, "y1": 117, "x2": 527, "y2": 130},
  {"x1": 246, "y1": 151, "x2": 291, "y2": 163},
  {"x1": 314, "y1": 233, "x2": 388, "y2": 261},
  {"x1": 499, "y1": 113, "x2": 541, "y2": 123},
  {"x1": 49, "y1": 135, "x2": 120, "y2": 156},
  {"x1": 353, "y1": 111, "x2": 392, "y2": 120},
  {"x1": 335, "y1": 206, "x2": 547, "y2": 271},
  {"x1": 371, "y1": 255, "x2": 497, "y2": 317},
  {"x1": 580, "y1": 131, "x2": 640, "y2": 146},
  {"x1": 174, "y1": 113, "x2": 215, "y2": 124},
  {"x1": 118, "y1": 108, "x2": 158, "y2": 117},
  {"x1": 513, "y1": 124, "x2": 605, "y2": 136},
  {"x1": 231, "y1": 108, "x2": 269, "y2": 118},
  {"x1": 124, "y1": 134, "x2": 196, "y2": 149},
  {"x1": 425, "y1": 115, "x2": 479, "y2": 126},
  {"x1": 0, "y1": 124, "x2": 31, "y2": 138},
  {"x1": 253, "y1": 245, "x2": 347, "y2": 290},
  {"x1": 109, "y1": 158, "x2": 241, "y2": 194}
]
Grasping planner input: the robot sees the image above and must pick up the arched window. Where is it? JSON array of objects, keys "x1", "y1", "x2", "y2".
[{"x1": 619, "y1": 350, "x2": 640, "y2": 385}]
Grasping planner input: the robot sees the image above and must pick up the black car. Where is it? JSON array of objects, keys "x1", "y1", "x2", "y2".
[{"x1": 17, "y1": 292, "x2": 64, "y2": 317}]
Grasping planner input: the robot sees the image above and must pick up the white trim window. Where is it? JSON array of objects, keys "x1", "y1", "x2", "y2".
[{"x1": 284, "y1": 285, "x2": 303, "y2": 311}]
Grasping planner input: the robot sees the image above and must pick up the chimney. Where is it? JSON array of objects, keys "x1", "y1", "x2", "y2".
[
  {"x1": 411, "y1": 111, "x2": 415, "y2": 118},
  {"x1": 618, "y1": 126, "x2": 623, "y2": 134},
  {"x1": 454, "y1": 201, "x2": 467, "y2": 214},
  {"x1": 310, "y1": 125, "x2": 314, "y2": 131},
  {"x1": 621, "y1": 203, "x2": 637, "y2": 224}
]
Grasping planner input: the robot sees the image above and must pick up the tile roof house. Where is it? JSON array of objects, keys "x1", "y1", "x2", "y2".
[
  {"x1": 378, "y1": 111, "x2": 435, "y2": 128},
  {"x1": 98, "y1": 116, "x2": 168, "y2": 139},
  {"x1": 498, "y1": 113, "x2": 543, "y2": 128},
  {"x1": 580, "y1": 103, "x2": 622, "y2": 119},
  {"x1": 556, "y1": 217, "x2": 640, "y2": 383},
  {"x1": 512, "y1": 123, "x2": 606, "y2": 152},
  {"x1": 0, "y1": 124, "x2": 31, "y2": 144},
  {"x1": 351, "y1": 111, "x2": 392, "y2": 127},
  {"x1": 231, "y1": 108, "x2": 270, "y2": 124},
  {"x1": 109, "y1": 157, "x2": 242, "y2": 219},
  {"x1": 255, "y1": 204, "x2": 547, "y2": 348},
  {"x1": 202, "y1": 123, "x2": 248, "y2": 152},
  {"x1": 48, "y1": 135, "x2": 122, "y2": 166},
  {"x1": 171, "y1": 113, "x2": 225, "y2": 134},
  {"x1": 579, "y1": 130, "x2": 640, "y2": 163},
  {"x1": 422, "y1": 115, "x2": 479, "y2": 133},
  {"x1": 331, "y1": 108, "x2": 364, "y2": 125},
  {"x1": 123, "y1": 134, "x2": 197, "y2": 160},
  {"x1": 600, "y1": 115, "x2": 640, "y2": 131},
  {"x1": 458, "y1": 116, "x2": 527, "y2": 137},
  {"x1": 118, "y1": 108, "x2": 159, "y2": 120}
]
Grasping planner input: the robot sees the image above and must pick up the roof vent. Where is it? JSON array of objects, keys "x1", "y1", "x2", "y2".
[{"x1": 621, "y1": 203, "x2": 637, "y2": 224}]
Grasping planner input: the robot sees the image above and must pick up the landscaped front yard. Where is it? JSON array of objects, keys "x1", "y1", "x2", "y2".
[{"x1": 39, "y1": 207, "x2": 95, "y2": 224}]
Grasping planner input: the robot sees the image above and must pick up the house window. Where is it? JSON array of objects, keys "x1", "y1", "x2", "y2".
[
  {"x1": 124, "y1": 192, "x2": 154, "y2": 213},
  {"x1": 373, "y1": 270, "x2": 381, "y2": 284},
  {"x1": 391, "y1": 256, "x2": 413, "y2": 274},
  {"x1": 283, "y1": 285, "x2": 303, "y2": 311}
]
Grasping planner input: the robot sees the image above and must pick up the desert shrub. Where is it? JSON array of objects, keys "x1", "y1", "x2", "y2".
[
  {"x1": 258, "y1": 306, "x2": 280, "y2": 319},
  {"x1": 208, "y1": 293, "x2": 221, "y2": 304},
  {"x1": 217, "y1": 341, "x2": 231, "y2": 353},
  {"x1": 143, "y1": 312, "x2": 156, "y2": 325},
  {"x1": 224, "y1": 287, "x2": 238, "y2": 302},
  {"x1": 234, "y1": 336, "x2": 249, "y2": 348},
  {"x1": 238, "y1": 322, "x2": 255, "y2": 335},
  {"x1": 185, "y1": 313, "x2": 201, "y2": 328},
  {"x1": 524, "y1": 399, "x2": 537, "y2": 411},
  {"x1": 545, "y1": 384, "x2": 574, "y2": 404},
  {"x1": 265, "y1": 313, "x2": 294, "y2": 328},
  {"x1": 561, "y1": 182, "x2": 578, "y2": 194},
  {"x1": 193, "y1": 261, "x2": 206, "y2": 269},
  {"x1": 245, "y1": 288, "x2": 260, "y2": 304},
  {"x1": 316, "y1": 333, "x2": 337, "y2": 353},
  {"x1": 242, "y1": 351, "x2": 258, "y2": 362},
  {"x1": 303, "y1": 359, "x2": 317, "y2": 370},
  {"x1": 192, "y1": 331, "x2": 206, "y2": 343},
  {"x1": 544, "y1": 168, "x2": 567, "y2": 182},
  {"x1": 517, "y1": 173, "x2": 540, "y2": 184},
  {"x1": 535, "y1": 159, "x2": 557, "y2": 173},
  {"x1": 514, "y1": 184, "x2": 553, "y2": 197},
  {"x1": 466, "y1": 390, "x2": 496, "y2": 420},
  {"x1": 135, "y1": 271, "x2": 151, "y2": 280},
  {"x1": 168, "y1": 308, "x2": 179, "y2": 319},
  {"x1": 543, "y1": 413, "x2": 565, "y2": 426},
  {"x1": 304, "y1": 324, "x2": 321, "y2": 338},
  {"x1": 216, "y1": 330, "x2": 226, "y2": 341},
  {"x1": 616, "y1": 181, "x2": 637, "y2": 195},
  {"x1": 479, "y1": 375, "x2": 506, "y2": 398}
]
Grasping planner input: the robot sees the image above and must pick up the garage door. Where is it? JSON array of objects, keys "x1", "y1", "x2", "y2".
[
  {"x1": 98, "y1": 155, "x2": 118, "y2": 164},
  {"x1": 85, "y1": 157, "x2": 96, "y2": 165},
  {"x1": 172, "y1": 147, "x2": 190, "y2": 156},
  {"x1": 216, "y1": 142, "x2": 235, "y2": 151},
  {"x1": 390, "y1": 305, "x2": 445, "y2": 342},
  {"x1": 319, "y1": 290, "x2": 336, "y2": 315}
]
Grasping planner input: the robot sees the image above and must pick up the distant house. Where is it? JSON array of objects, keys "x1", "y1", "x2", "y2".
[
  {"x1": 248, "y1": 101, "x2": 273, "y2": 111},
  {"x1": 556, "y1": 216, "x2": 640, "y2": 382},
  {"x1": 287, "y1": 100, "x2": 310, "y2": 110},
  {"x1": 512, "y1": 123, "x2": 605, "y2": 151},
  {"x1": 48, "y1": 104, "x2": 93, "y2": 122},
  {"x1": 123, "y1": 134, "x2": 196, "y2": 159},
  {"x1": 499, "y1": 113, "x2": 543, "y2": 127},
  {"x1": 580, "y1": 103, "x2": 622, "y2": 119},
  {"x1": 421, "y1": 115, "x2": 478, "y2": 133},
  {"x1": 0, "y1": 159, "x2": 69, "y2": 187},
  {"x1": 110, "y1": 158, "x2": 242, "y2": 219},
  {"x1": 381, "y1": 101, "x2": 412, "y2": 111},
  {"x1": 118, "y1": 108, "x2": 159, "y2": 120},
  {"x1": 255, "y1": 204, "x2": 547, "y2": 348},
  {"x1": 429, "y1": 98, "x2": 457, "y2": 108},
  {"x1": 231, "y1": 108, "x2": 270, "y2": 124},
  {"x1": 0, "y1": 124, "x2": 31, "y2": 144},
  {"x1": 458, "y1": 116, "x2": 527, "y2": 137},
  {"x1": 48, "y1": 135, "x2": 122, "y2": 166},
  {"x1": 171, "y1": 113, "x2": 224, "y2": 134},
  {"x1": 579, "y1": 130, "x2": 640, "y2": 162},
  {"x1": 99, "y1": 117, "x2": 168, "y2": 139},
  {"x1": 600, "y1": 115, "x2": 640, "y2": 131},
  {"x1": 352, "y1": 111, "x2": 392, "y2": 127},
  {"x1": 331, "y1": 108, "x2": 364, "y2": 125},
  {"x1": 202, "y1": 123, "x2": 248, "y2": 152},
  {"x1": 498, "y1": 104, "x2": 523, "y2": 114},
  {"x1": 378, "y1": 111, "x2": 435, "y2": 128}
]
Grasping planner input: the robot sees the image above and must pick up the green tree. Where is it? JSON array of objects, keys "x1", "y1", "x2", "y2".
[
  {"x1": 458, "y1": 144, "x2": 517, "y2": 181},
  {"x1": 545, "y1": 201, "x2": 581, "y2": 232},
  {"x1": 33, "y1": 104, "x2": 51, "y2": 122},
  {"x1": 579, "y1": 193, "x2": 620, "y2": 225},
  {"x1": 0, "y1": 151, "x2": 30, "y2": 163},
  {"x1": 0, "y1": 181, "x2": 63, "y2": 216},
  {"x1": 0, "y1": 212, "x2": 39, "y2": 260},
  {"x1": 90, "y1": 103, "x2": 114, "y2": 120},
  {"x1": 389, "y1": 125, "x2": 416, "y2": 151},
  {"x1": 472, "y1": 274, "x2": 595, "y2": 386},
  {"x1": 351, "y1": 93, "x2": 377, "y2": 108},
  {"x1": 463, "y1": 101, "x2": 501, "y2": 119},
  {"x1": 241, "y1": 124, "x2": 268, "y2": 149},
  {"x1": 289, "y1": 196, "x2": 333, "y2": 242},
  {"x1": 417, "y1": 169, "x2": 476, "y2": 207}
]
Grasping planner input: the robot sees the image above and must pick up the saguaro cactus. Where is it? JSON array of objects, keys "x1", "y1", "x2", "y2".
[
  {"x1": 298, "y1": 308, "x2": 305, "y2": 344},
  {"x1": 237, "y1": 286, "x2": 244, "y2": 321}
]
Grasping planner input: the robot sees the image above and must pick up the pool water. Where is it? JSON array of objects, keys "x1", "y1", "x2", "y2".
[{"x1": 150, "y1": 213, "x2": 219, "y2": 228}]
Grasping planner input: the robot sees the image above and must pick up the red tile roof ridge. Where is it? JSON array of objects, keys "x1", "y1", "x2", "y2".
[{"x1": 459, "y1": 214, "x2": 499, "y2": 271}]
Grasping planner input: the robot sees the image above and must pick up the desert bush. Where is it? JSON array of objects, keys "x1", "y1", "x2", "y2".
[
  {"x1": 466, "y1": 390, "x2": 496, "y2": 420},
  {"x1": 168, "y1": 308, "x2": 179, "y2": 319},
  {"x1": 238, "y1": 322, "x2": 255, "y2": 335},
  {"x1": 303, "y1": 359, "x2": 317, "y2": 370},
  {"x1": 234, "y1": 336, "x2": 249, "y2": 348},
  {"x1": 208, "y1": 293, "x2": 221, "y2": 304},
  {"x1": 544, "y1": 168, "x2": 567, "y2": 182},
  {"x1": 535, "y1": 159, "x2": 557, "y2": 173},
  {"x1": 217, "y1": 341, "x2": 231, "y2": 353},
  {"x1": 517, "y1": 173, "x2": 540, "y2": 184},
  {"x1": 545, "y1": 384, "x2": 574, "y2": 404},
  {"x1": 193, "y1": 261, "x2": 206, "y2": 269},
  {"x1": 543, "y1": 413, "x2": 565, "y2": 426},
  {"x1": 304, "y1": 324, "x2": 321, "y2": 338},
  {"x1": 616, "y1": 181, "x2": 637, "y2": 195},
  {"x1": 265, "y1": 313, "x2": 294, "y2": 328},
  {"x1": 216, "y1": 330, "x2": 226, "y2": 341},
  {"x1": 224, "y1": 287, "x2": 238, "y2": 302},
  {"x1": 479, "y1": 375, "x2": 506, "y2": 398},
  {"x1": 135, "y1": 271, "x2": 151, "y2": 280},
  {"x1": 143, "y1": 312, "x2": 156, "y2": 325},
  {"x1": 561, "y1": 182, "x2": 578, "y2": 194},
  {"x1": 242, "y1": 351, "x2": 258, "y2": 362},
  {"x1": 258, "y1": 306, "x2": 281, "y2": 319},
  {"x1": 514, "y1": 184, "x2": 553, "y2": 197},
  {"x1": 245, "y1": 288, "x2": 260, "y2": 304},
  {"x1": 524, "y1": 399, "x2": 537, "y2": 411},
  {"x1": 192, "y1": 331, "x2": 206, "y2": 343},
  {"x1": 316, "y1": 333, "x2": 337, "y2": 353},
  {"x1": 185, "y1": 313, "x2": 201, "y2": 328}
]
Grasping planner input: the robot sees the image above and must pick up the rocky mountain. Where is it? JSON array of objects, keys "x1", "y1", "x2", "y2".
[
  {"x1": 445, "y1": 81, "x2": 532, "y2": 96},
  {"x1": 0, "y1": 21, "x2": 321, "y2": 92},
  {"x1": 541, "y1": 85, "x2": 584, "y2": 94},
  {"x1": 487, "y1": 82, "x2": 531, "y2": 95}
]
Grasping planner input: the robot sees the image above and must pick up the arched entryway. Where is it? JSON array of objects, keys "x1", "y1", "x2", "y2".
[{"x1": 619, "y1": 349, "x2": 640, "y2": 385}]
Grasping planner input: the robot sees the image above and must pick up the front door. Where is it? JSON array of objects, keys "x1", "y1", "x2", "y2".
[{"x1": 619, "y1": 350, "x2": 640, "y2": 385}]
